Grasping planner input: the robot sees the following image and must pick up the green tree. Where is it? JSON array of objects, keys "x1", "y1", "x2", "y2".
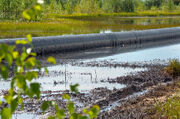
[
  {"x1": 121, "y1": 0, "x2": 135, "y2": 12},
  {"x1": 102, "y1": 0, "x2": 121, "y2": 13},
  {"x1": 162, "y1": 0, "x2": 175, "y2": 11},
  {"x1": 144, "y1": 0, "x2": 164, "y2": 9},
  {"x1": 0, "y1": 0, "x2": 35, "y2": 20}
]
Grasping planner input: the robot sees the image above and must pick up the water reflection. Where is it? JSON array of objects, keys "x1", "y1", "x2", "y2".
[{"x1": 37, "y1": 65, "x2": 144, "y2": 92}]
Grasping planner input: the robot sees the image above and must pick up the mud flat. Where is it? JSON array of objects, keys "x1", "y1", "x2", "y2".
[
  {"x1": 0, "y1": 42, "x2": 180, "y2": 119},
  {"x1": 6, "y1": 63, "x2": 178, "y2": 119}
]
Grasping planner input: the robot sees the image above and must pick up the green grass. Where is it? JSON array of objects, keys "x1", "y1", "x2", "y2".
[
  {"x1": 54, "y1": 11, "x2": 180, "y2": 19},
  {"x1": 1, "y1": 12, "x2": 180, "y2": 39}
]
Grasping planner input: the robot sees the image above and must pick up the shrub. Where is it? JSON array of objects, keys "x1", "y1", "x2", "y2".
[
  {"x1": 156, "y1": 96, "x2": 180, "y2": 118},
  {"x1": 165, "y1": 59, "x2": 180, "y2": 77},
  {"x1": 0, "y1": 2, "x2": 100, "y2": 119}
]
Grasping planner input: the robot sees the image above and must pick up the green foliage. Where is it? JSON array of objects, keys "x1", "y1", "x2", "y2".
[
  {"x1": 0, "y1": 0, "x2": 36, "y2": 20},
  {"x1": 162, "y1": 0, "x2": 176, "y2": 11},
  {"x1": 102, "y1": 0, "x2": 121, "y2": 13},
  {"x1": 40, "y1": 84, "x2": 100, "y2": 119},
  {"x1": 70, "y1": 84, "x2": 80, "y2": 93},
  {"x1": 47, "y1": 56, "x2": 56, "y2": 65},
  {"x1": 156, "y1": 96, "x2": 180, "y2": 119},
  {"x1": 1, "y1": 0, "x2": 180, "y2": 20},
  {"x1": 165, "y1": 59, "x2": 180, "y2": 77},
  {"x1": 0, "y1": 33, "x2": 43, "y2": 118},
  {"x1": 121, "y1": 0, "x2": 135, "y2": 12},
  {"x1": 0, "y1": 2, "x2": 100, "y2": 119},
  {"x1": 144, "y1": 0, "x2": 164, "y2": 9}
]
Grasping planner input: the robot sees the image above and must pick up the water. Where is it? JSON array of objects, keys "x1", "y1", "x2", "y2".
[
  {"x1": 1, "y1": 16, "x2": 180, "y2": 38},
  {"x1": 1, "y1": 43, "x2": 180, "y2": 92},
  {"x1": 96, "y1": 43, "x2": 180, "y2": 63},
  {"x1": 0, "y1": 40, "x2": 180, "y2": 119},
  {"x1": 36, "y1": 65, "x2": 143, "y2": 92},
  {"x1": 0, "y1": 63, "x2": 144, "y2": 92},
  {"x1": 12, "y1": 112, "x2": 40, "y2": 119}
]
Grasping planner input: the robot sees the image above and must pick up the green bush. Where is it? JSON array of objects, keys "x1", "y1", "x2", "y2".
[
  {"x1": 144, "y1": 0, "x2": 164, "y2": 9},
  {"x1": 0, "y1": 0, "x2": 36, "y2": 20},
  {"x1": 156, "y1": 96, "x2": 180, "y2": 119},
  {"x1": 165, "y1": 59, "x2": 180, "y2": 77},
  {"x1": 121, "y1": 0, "x2": 135, "y2": 12},
  {"x1": 0, "y1": 2, "x2": 100, "y2": 119}
]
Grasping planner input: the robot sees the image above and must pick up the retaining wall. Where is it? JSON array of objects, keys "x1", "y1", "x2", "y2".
[{"x1": 1, "y1": 27, "x2": 180, "y2": 54}]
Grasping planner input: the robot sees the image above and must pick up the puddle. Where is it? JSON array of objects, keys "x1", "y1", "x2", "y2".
[
  {"x1": 37, "y1": 64, "x2": 144, "y2": 91},
  {"x1": 0, "y1": 64, "x2": 144, "y2": 92}
]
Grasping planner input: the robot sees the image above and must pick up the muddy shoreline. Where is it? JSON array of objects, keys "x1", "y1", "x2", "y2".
[{"x1": 0, "y1": 60, "x2": 177, "y2": 119}]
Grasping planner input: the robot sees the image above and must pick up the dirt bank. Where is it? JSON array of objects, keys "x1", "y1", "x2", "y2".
[
  {"x1": 0, "y1": 61, "x2": 178, "y2": 119},
  {"x1": 98, "y1": 80, "x2": 180, "y2": 119}
]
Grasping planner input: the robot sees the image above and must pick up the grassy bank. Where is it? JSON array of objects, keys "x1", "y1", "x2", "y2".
[
  {"x1": 1, "y1": 12, "x2": 180, "y2": 39},
  {"x1": 0, "y1": 21, "x2": 180, "y2": 39},
  {"x1": 54, "y1": 11, "x2": 180, "y2": 19}
]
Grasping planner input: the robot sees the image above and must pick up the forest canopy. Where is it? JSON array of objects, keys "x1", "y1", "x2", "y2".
[{"x1": 0, "y1": 0, "x2": 180, "y2": 20}]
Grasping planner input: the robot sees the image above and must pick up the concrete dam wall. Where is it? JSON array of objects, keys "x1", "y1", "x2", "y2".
[{"x1": 1, "y1": 27, "x2": 180, "y2": 54}]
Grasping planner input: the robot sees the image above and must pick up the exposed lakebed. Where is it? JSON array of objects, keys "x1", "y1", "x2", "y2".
[{"x1": 0, "y1": 42, "x2": 180, "y2": 119}]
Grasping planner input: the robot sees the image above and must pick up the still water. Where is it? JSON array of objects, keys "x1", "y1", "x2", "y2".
[{"x1": 1, "y1": 16, "x2": 180, "y2": 38}]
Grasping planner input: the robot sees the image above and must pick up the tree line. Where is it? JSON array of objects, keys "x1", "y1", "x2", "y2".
[{"x1": 0, "y1": 0, "x2": 180, "y2": 20}]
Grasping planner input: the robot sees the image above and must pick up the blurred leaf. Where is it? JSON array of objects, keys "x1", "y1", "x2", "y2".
[
  {"x1": 26, "y1": 57, "x2": 36, "y2": 68},
  {"x1": 62, "y1": 94, "x2": 70, "y2": 100},
  {"x1": 56, "y1": 109, "x2": 65, "y2": 119},
  {"x1": 26, "y1": 71, "x2": 38, "y2": 81},
  {"x1": 41, "y1": 101, "x2": 50, "y2": 113},
  {"x1": 16, "y1": 40, "x2": 28, "y2": 45},
  {"x1": 0, "y1": 65, "x2": 9, "y2": 80},
  {"x1": 18, "y1": 97, "x2": 23, "y2": 104},
  {"x1": 45, "y1": 67, "x2": 49, "y2": 75},
  {"x1": 70, "y1": 113, "x2": 78, "y2": 119},
  {"x1": 4, "y1": 91, "x2": 13, "y2": 104},
  {"x1": 79, "y1": 116, "x2": 88, "y2": 119},
  {"x1": 48, "y1": 116, "x2": 56, "y2": 119},
  {"x1": 30, "y1": 83, "x2": 41, "y2": 99},
  {"x1": 68, "y1": 102, "x2": 75, "y2": 115},
  {"x1": 34, "y1": 5, "x2": 42, "y2": 11},
  {"x1": 5, "y1": 54, "x2": 13, "y2": 65},
  {"x1": 70, "y1": 84, "x2": 79, "y2": 93},
  {"x1": 10, "y1": 97, "x2": 18, "y2": 113},
  {"x1": 83, "y1": 109, "x2": 88, "y2": 114},
  {"x1": 12, "y1": 51, "x2": 19, "y2": 59},
  {"x1": 23, "y1": 11, "x2": 31, "y2": 20},
  {"x1": 8, "y1": 46, "x2": 15, "y2": 54},
  {"x1": 30, "y1": 52, "x2": 37, "y2": 56},
  {"x1": 0, "y1": 50, "x2": 5, "y2": 62},
  {"x1": 1, "y1": 108, "x2": 11, "y2": 119},
  {"x1": 47, "y1": 56, "x2": 56, "y2": 65},
  {"x1": 27, "y1": 34, "x2": 32, "y2": 42},
  {"x1": 16, "y1": 75, "x2": 26, "y2": 89},
  {"x1": 88, "y1": 105, "x2": 100, "y2": 119}
]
